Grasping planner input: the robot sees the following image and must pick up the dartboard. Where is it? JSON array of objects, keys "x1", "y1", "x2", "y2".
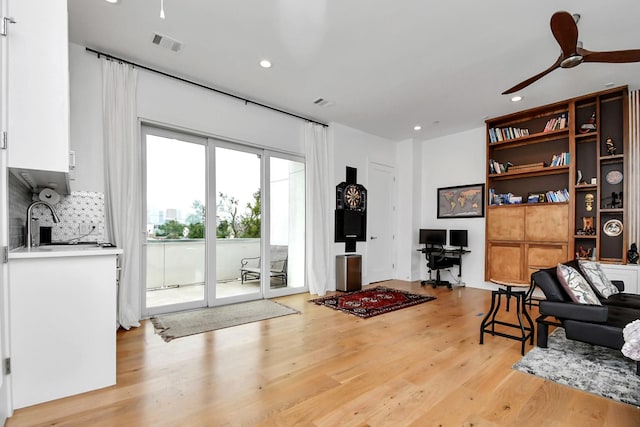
[{"x1": 344, "y1": 184, "x2": 361, "y2": 209}]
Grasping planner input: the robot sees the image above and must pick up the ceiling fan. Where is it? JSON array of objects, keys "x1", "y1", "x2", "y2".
[{"x1": 502, "y1": 11, "x2": 640, "y2": 95}]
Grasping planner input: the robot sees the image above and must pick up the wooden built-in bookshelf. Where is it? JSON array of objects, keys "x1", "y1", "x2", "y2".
[{"x1": 485, "y1": 86, "x2": 628, "y2": 282}]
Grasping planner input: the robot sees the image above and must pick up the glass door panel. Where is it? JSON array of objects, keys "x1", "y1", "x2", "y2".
[
  {"x1": 144, "y1": 130, "x2": 206, "y2": 312},
  {"x1": 268, "y1": 156, "x2": 305, "y2": 293},
  {"x1": 214, "y1": 146, "x2": 262, "y2": 300}
]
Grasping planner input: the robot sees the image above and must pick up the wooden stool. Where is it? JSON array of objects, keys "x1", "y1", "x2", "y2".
[{"x1": 480, "y1": 279, "x2": 535, "y2": 355}]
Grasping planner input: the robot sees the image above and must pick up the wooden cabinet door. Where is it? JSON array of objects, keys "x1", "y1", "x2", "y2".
[
  {"x1": 526, "y1": 243, "x2": 568, "y2": 280},
  {"x1": 486, "y1": 242, "x2": 524, "y2": 282},
  {"x1": 486, "y1": 206, "x2": 525, "y2": 241},
  {"x1": 525, "y1": 204, "x2": 568, "y2": 242}
]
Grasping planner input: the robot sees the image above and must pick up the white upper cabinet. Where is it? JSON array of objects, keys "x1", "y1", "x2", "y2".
[{"x1": 7, "y1": 0, "x2": 69, "y2": 173}]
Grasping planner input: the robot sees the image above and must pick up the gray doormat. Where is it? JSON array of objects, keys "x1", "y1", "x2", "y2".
[
  {"x1": 513, "y1": 327, "x2": 640, "y2": 407},
  {"x1": 150, "y1": 299, "x2": 299, "y2": 342}
]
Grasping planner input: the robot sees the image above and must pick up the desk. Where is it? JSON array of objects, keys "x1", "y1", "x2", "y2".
[
  {"x1": 479, "y1": 279, "x2": 534, "y2": 355},
  {"x1": 417, "y1": 247, "x2": 470, "y2": 288}
]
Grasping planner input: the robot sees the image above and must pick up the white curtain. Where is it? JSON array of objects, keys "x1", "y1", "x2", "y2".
[
  {"x1": 628, "y1": 90, "x2": 640, "y2": 251},
  {"x1": 102, "y1": 58, "x2": 141, "y2": 330},
  {"x1": 305, "y1": 122, "x2": 331, "y2": 295}
]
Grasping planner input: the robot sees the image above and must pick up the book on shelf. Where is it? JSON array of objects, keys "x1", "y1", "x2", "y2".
[
  {"x1": 549, "y1": 152, "x2": 569, "y2": 167},
  {"x1": 544, "y1": 188, "x2": 570, "y2": 203},
  {"x1": 489, "y1": 159, "x2": 513, "y2": 174},
  {"x1": 559, "y1": 113, "x2": 567, "y2": 129},
  {"x1": 543, "y1": 113, "x2": 568, "y2": 132},
  {"x1": 489, "y1": 190, "x2": 522, "y2": 205},
  {"x1": 488, "y1": 126, "x2": 529, "y2": 143},
  {"x1": 527, "y1": 194, "x2": 541, "y2": 203}
]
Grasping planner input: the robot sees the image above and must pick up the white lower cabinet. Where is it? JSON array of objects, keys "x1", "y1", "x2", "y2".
[
  {"x1": 600, "y1": 264, "x2": 640, "y2": 295},
  {"x1": 9, "y1": 254, "x2": 118, "y2": 408}
]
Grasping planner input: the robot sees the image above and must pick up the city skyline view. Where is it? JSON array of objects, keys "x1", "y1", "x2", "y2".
[{"x1": 146, "y1": 135, "x2": 261, "y2": 231}]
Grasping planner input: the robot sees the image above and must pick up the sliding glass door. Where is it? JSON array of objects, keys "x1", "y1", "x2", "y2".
[
  {"x1": 142, "y1": 125, "x2": 307, "y2": 316},
  {"x1": 266, "y1": 155, "x2": 305, "y2": 296},
  {"x1": 213, "y1": 144, "x2": 263, "y2": 301},
  {"x1": 143, "y1": 127, "x2": 208, "y2": 314}
]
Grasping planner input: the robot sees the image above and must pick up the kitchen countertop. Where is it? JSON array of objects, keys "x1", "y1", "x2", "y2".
[{"x1": 9, "y1": 244, "x2": 123, "y2": 259}]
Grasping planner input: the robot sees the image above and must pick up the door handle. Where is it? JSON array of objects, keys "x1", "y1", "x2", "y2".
[{"x1": 370, "y1": 236, "x2": 378, "y2": 240}]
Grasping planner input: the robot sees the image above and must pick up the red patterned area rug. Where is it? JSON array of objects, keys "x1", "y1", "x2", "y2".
[{"x1": 309, "y1": 286, "x2": 436, "y2": 318}]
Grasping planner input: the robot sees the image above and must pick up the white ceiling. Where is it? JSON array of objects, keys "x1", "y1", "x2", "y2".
[{"x1": 68, "y1": 0, "x2": 640, "y2": 141}]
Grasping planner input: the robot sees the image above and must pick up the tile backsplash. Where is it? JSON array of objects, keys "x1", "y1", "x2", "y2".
[
  {"x1": 9, "y1": 174, "x2": 107, "y2": 248},
  {"x1": 9, "y1": 174, "x2": 32, "y2": 249}
]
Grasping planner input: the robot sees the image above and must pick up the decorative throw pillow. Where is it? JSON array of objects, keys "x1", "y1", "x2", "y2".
[
  {"x1": 556, "y1": 264, "x2": 602, "y2": 305},
  {"x1": 578, "y1": 260, "x2": 619, "y2": 299}
]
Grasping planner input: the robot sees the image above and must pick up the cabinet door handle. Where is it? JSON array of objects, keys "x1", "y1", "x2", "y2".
[
  {"x1": 370, "y1": 236, "x2": 377, "y2": 240},
  {"x1": 1, "y1": 17, "x2": 16, "y2": 37}
]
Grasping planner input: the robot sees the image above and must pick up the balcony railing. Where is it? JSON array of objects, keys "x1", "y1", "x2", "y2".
[{"x1": 146, "y1": 238, "x2": 260, "y2": 290}]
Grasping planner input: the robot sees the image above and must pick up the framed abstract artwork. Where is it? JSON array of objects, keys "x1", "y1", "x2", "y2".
[{"x1": 437, "y1": 183, "x2": 485, "y2": 218}]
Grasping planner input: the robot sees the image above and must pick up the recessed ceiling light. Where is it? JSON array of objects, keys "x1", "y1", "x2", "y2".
[
  {"x1": 511, "y1": 95, "x2": 523, "y2": 102},
  {"x1": 413, "y1": 125, "x2": 422, "y2": 131},
  {"x1": 259, "y1": 59, "x2": 272, "y2": 69},
  {"x1": 104, "y1": 0, "x2": 119, "y2": 3}
]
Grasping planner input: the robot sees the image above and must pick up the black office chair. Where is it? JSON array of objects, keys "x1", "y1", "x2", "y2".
[{"x1": 422, "y1": 244, "x2": 456, "y2": 288}]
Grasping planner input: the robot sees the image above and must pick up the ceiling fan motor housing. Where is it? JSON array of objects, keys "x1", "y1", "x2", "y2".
[{"x1": 561, "y1": 54, "x2": 584, "y2": 68}]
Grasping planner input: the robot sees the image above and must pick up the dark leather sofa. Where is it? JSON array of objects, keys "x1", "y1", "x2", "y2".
[
  {"x1": 563, "y1": 259, "x2": 640, "y2": 310},
  {"x1": 531, "y1": 267, "x2": 639, "y2": 373}
]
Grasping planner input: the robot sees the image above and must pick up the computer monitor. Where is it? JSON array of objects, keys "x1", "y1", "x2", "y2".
[
  {"x1": 449, "y1": 229, "x2": 468, "y2": 248},
  {"x1": 419, "y1": 229, "x2": 446, "y2": 246}
]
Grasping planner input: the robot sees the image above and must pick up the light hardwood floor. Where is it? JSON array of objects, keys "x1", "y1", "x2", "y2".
[{"x1": 7, "y1": 281, "x2": 640, "y2": 426}]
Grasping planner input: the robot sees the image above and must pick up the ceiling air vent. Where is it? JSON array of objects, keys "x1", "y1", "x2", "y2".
[
  {"x1": 313, "y1": 97, "x2": 335, "y2": 107},
  {"x1": 152, "y1": 32, "x2": 183, "y2": 53}
]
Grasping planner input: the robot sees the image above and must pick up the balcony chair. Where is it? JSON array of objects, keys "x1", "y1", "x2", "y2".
[{"x1": 240, "y1": 245, "x2": 288, "y2": 287}]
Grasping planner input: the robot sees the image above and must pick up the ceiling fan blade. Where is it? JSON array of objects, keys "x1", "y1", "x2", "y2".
[
  {"x1": 550, "y1": 11, "x2": 578, "y2": 57},
  {"x1": 502, "y1": 56, "x2": 563, "y2": 95},
  {"x1": 582, "y1": 48, "x2": 640, "y2": 63}
]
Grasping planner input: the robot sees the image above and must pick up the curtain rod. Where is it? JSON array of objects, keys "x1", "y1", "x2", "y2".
[{"x1": 85, "y1": 47, "x2": 328, "y2": 128}]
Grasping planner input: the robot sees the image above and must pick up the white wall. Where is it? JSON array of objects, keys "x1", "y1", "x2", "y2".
[
  {"x1": 419, "y1": 127, "x2": 490, "y2": 289},
  {"x1": 136, "y1": 70, "x2": 304, "y2": 154}
]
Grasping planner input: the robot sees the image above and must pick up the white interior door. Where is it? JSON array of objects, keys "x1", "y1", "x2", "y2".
[{"x1": 366, "y1": 162, "x2": 395, "y2": 283}]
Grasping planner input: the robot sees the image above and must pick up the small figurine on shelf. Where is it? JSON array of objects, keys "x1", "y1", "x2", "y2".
[
  {"x1": 606, "y1": 136, "x2": 616, "y2": 155},
  {"x1": 585, "y1": 193, "x2": 594, "y2": 211},
  {"x1": 582, "y1": 216, "x2": 595, "y2": 235},
  {"x1": 577, "y1": 246, "x2": 593, "y2": 259},
  {"x1": 579, "y1": 112, "x2": 597, "y2": 134},
  {"x1": 628, "y1": 243, "x2": 639, "y2": 264}
]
